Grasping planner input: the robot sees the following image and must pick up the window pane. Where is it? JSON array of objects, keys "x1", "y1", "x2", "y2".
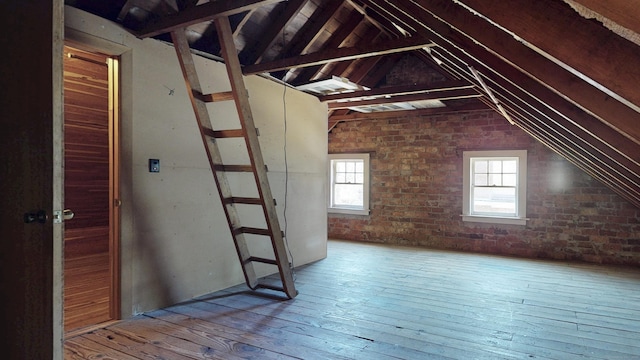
[
  {"x1": 488, "y1": 174, "x2": 502, "y2": 186},
  {"x1": 345, "y1": 173, "x2": 355, "y2": 183},
  {"x1": 336, "y1": 173, "x2": 346, "y2": 183},
  {"x1": 334, "y1": 184, "x2": 363, "y2": 207},
  {"x1": 346, "y1": 162, "x2": 355, "y2": 172},
  {"x1": 473, "y1": 187, "x2": 516, "y2": 215},
  {"x1": 474, "y1": 174, "x2": 487, "y2": 186},
  {"x1": 489, "y1": 160, "x2": 502, "y2": 173},
  {"x1": 355, "y1": 161, "x2": 363, "y2": 172},
  {"x1": 503, "y1": 160, "x2": 517, "y2": 173},
  {"x1": 503, "y1": 174, "x2": 517, "y2": 186},
  {"x1": 474, "y1": 160, "x2": 487, "y2": 173},
  {"x1": 355, "y1": 173, "x2": 364, "y2": 184},
  {"x1": 336, "y1": 161, "x2": 345, "y2": 172}
]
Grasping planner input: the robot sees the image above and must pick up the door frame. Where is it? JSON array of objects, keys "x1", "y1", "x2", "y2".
[
  {"x1": 65, "y1": 28, "x2": 132, "y2": 323},
  {"x1": 63, "y1": 42, "x2": 122, "y2": 329}
]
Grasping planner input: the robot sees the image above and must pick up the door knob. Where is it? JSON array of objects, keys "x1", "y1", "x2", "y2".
[
  {"x1": 63, "y1": 209, "x2": 74, "y2": 220},
  {"x1": 24, "y1": 210, "x2": 47, "y2": 224}
]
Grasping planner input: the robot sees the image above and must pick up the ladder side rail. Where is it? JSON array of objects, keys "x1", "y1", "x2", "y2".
[
  {"x1": 170, "y1": 29, "x2": 259, "y2": 289},
  {"x1": 215, "y1": 17, "x2": 297, "y2": 298}
]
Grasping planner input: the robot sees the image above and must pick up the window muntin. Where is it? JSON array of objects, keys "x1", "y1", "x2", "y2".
[
  {"x1": 463, "y1": 150, "x2": 527, "y2": 225},
  {"x1": 328, "y1": 154, "x2": 369, "y2": 215}
]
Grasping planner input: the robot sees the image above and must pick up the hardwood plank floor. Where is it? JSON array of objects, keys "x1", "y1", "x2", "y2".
[{"x1": 64, "y1": 240, "x2": 640, "y2": 359}]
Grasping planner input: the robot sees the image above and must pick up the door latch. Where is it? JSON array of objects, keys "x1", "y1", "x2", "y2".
[{"x1": 52, "y1": 209, "x2": 75, "y2": 224}]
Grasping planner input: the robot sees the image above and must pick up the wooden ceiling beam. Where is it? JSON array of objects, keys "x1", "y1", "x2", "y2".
[
  {"x1": 359, "y1": 0, "x2": 416, "y2": 34},
  {"x1": 327, "y1": 87, "x2": 480, "y2": 109},
  {"x1": 469, "y1": 71, "x2": 640, "y2": 206},
  {"x1": 345, "y1": 0, "x2": 396, "y2": 36},
  {"x1": 240, "y1": 0, "x2": 308, "y2": 65},
  {"x1": 393, "y1": 0, "x2": 640, "y2": 163},
  {"x1": 499, "y1": 99, "x2": 640, "y2": 208},
  {"x1": 340, "y1": 56, "x2": 383, "y2": 86},
  {"x1": 407, "y1": 0, "x2": 640, "y2": 145},
  {"x1": 569, "y1": 0, "x2": 640, "y2": 38},
  {"x1": 288, "y1": 11, "x2": 365, "y2": 85},
  {"x1": 386, "y1": 0, "x2": 640, "y2": 206},
  {"x1": 319, "y1": 80, "x2": 472, "y2": 102},
  {"x1": 328, "y1": 101, "x2": 486, "y2": 121},
  {"x1": 282, "y1": 0, "x2": 345, "y2": 58},
  {"x1": 232, "y1": 10, "x2": 255, "y2": 37},
  {"x1": 430, "y1": 40, "x2": 640, "y2": 179},
  {"x1": 324, "y1": 25, "x2": 384, "y2": 80},
  {"x1": 175, "y1": 0, "x2": 199, "y2": 11},
  {"x1": 136, "y1": 0, "x2": 285, "y2": 38},
  {"x1": 457, "y1": 0, "x2": 640, "y2": 113},
  {"x1": 243, "y1": 34, "x2": 434, "y2": 75},
  {"x1": 434, "y1": 44, "x2": 640, "y2": 203}
]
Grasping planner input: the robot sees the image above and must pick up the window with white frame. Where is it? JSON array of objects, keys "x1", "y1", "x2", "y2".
[
  {"x1": 463, "y1": 150, "x2": 527, "y2": 225},
  {"x1": 328, "y1": 153, "x2": 370, "y2": 215}
]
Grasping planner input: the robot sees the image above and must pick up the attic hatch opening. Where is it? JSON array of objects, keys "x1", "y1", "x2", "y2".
[
  {"x1": 296, "y1": 76, "x2": 446, "y2": 113},
  {"x1": 296, "y1": 75, "x2": 370, "y2": 95}
]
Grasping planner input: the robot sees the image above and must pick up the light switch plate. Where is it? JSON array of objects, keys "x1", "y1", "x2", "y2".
[{"x1": 149, "y1": 159, "x2": 160, "y2": 172}]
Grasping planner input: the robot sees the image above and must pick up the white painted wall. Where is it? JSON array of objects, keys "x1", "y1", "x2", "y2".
[{"x1": 65, "y1": 6, "x2": 327, "y2": 316}]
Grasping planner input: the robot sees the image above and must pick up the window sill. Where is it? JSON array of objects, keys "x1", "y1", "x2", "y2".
[
  {"x1": 328, "y1": 207, "x2": 369, "y2": 216},
  {"x1": 462, "y1": 215, "x2": 527, "y2": 226}
]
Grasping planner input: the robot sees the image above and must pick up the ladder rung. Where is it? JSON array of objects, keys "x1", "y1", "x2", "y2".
[
  {"x1": 214, "y1": 164, "x2": 254, "y2": 172},
  {"x1": 234, "y1": 227, "x2": 271, "y2": 236},
  {"x1": 193, "y1": 89, "x2": 234, "y2": 102},
  {"x1": 203, "y1": 128, "x2": 245, "y2": 138},
  {"x1": 225, "y1": 197, "x2": 262, "y2": 205},
  {"x1": 246, "y1": 256, "x2": 277, "y2": 265},
  {"x1": 256, "y1": 283, "x2": 287, "y2": 293}
]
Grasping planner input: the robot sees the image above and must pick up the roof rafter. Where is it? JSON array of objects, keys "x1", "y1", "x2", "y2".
[
  {"x1": 243, "y1": 34, "x2": 434, "y2": 75},
  {"x1": 136, "y1": 0, "x2": 285, "y2": 38},
  {"x1": 239, "y1": 0, "x2": 308, "y2": 65},
  {"x1": 408, "y1": 0, "x2": 640, "y2": 145},
  {"x1": 321, "y1": 25, "x2": 384, "y2": 80},
  {"x1": 283, "y1": 0, "x2": 345, "y2": 57},
  {"x1": 568, "y1": 0, "x2": 640, "y2": 38},
  {"x1": 389, "y1": 0, "x2": 640, "y2": 207},
  {"x1": 456, "y1": 0, "x2": 640, "y2": 113},
  {"x1": 288, "y1": 11, "x2": 365, "y2": 84}
]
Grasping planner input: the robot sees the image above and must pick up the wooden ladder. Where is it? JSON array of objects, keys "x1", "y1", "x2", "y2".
[{"x1": 170, "y1": 17, "x2": 297, "y2": 299}]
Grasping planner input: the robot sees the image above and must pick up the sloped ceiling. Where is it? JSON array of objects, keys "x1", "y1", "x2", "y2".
[{"x1": 66, "y1": 0, "x2": 640, "y2": 208}]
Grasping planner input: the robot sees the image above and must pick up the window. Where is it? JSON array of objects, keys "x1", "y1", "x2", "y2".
[
  {"x1": 328, "y1": 153, "x2": 370, "y2": 215},
  {"x1": 463, "y1": 150, "x2": 527, "y2": 225}
]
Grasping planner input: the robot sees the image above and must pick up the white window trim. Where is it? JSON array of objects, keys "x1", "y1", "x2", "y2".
[
  {"x1": 328, "y1": 153, "x2": 370, "y2": 215},
  {"x1": 462, "y1": 150, "x2": 527, "y2": 226}
]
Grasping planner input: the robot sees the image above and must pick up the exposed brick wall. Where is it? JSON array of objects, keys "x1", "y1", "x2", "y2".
[
  {"x1": 328, "y1": 110, "x2": 640, "y2": 265},
  {"x1": 382, "y1": 54, "x2": 447, "y2": 86}
]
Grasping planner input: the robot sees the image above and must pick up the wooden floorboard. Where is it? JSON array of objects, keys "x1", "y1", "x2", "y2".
[{"x1": 65, "y1": 240, "x2": 640, "y2": 359}]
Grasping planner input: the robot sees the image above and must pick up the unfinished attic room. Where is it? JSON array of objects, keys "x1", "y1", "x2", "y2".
[{"x1": 2, "y1": 0, "x2": 640, "y2": 359}]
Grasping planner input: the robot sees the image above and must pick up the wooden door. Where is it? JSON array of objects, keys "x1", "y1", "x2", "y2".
[
  {"x1": 63, "y1": 45, "x2": 120, "y2": 332},
  {"x1": 0, "y1": 1, "x2": 64, "y2": 358}
]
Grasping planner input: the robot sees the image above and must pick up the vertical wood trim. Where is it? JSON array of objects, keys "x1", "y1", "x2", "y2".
[
  {"x1": 108, "y1": 56, "x2": 122, "y2": 321},
  {"x1": 53, "y1": 0, "x2": 64, "y2": 358}
]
